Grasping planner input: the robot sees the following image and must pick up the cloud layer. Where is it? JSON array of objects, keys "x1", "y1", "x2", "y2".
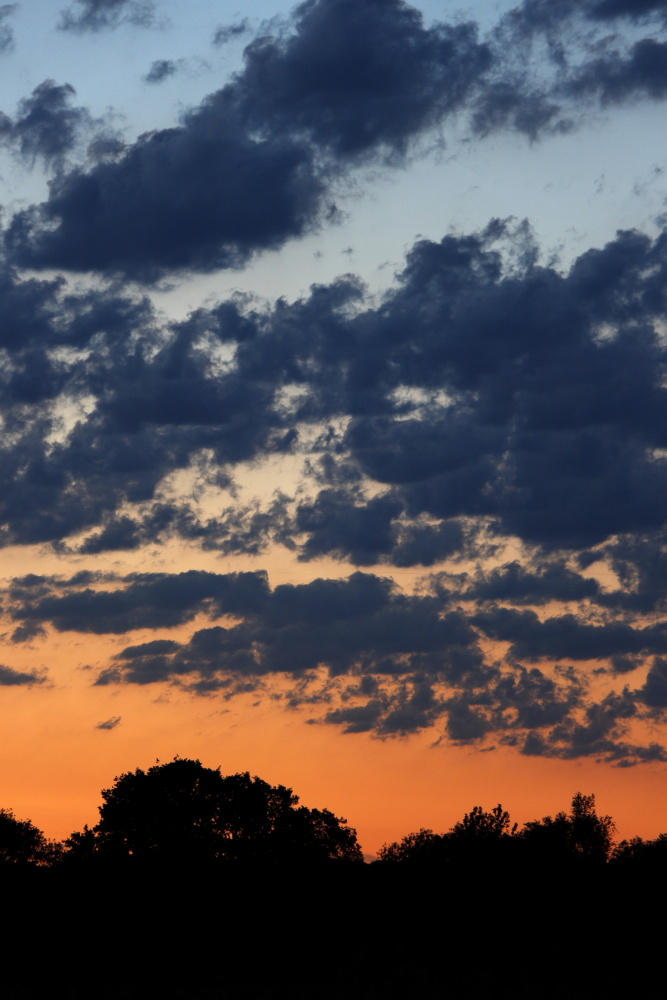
[
  {"x1": 0, "y1": 0, "x2": 666, "y2": 764},
  {"x1": 6, "y1": 0, "x2": 667, "y2": 278}
]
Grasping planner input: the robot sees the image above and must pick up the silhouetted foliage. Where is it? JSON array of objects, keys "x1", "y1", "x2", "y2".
[
  {"x1": 519, "y1": 792, "x2": 615, "y2": 864},
  {"x1": 611, "y1": 832, "x2": 667, "y2": 866},
  {"x1": 0, "y1": 807, "x2": 62, "y2": 864},
  {"x1": 66, "y1": 757, "x2": 362, "y2": 864},
  {"x1": 377, "y1": 804, "x2": 519, "y2": 866},
  {"x1": 377, "y1": 827, "x2": 445, "y2": 863},
  {"x1": 376, "y1": 794, "x2": 615, "y2": 868},
  {"x1": 450, "y1": 803, "x2": 517, "y2": 842}
]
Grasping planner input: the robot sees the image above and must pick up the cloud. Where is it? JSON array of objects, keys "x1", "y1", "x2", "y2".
[
  {"x1": 96, "y1": 715, "x2": 121, "y2": 730},
  {"x1": 212, "y1": 20, "x2": 249, "y2": 47},
  {"x1": 5, "y1": 0, "x2": 491, "y2": 280},
  {"x1": 0, "y1": 4, "x2": 16, "y2": 53},
  {"x1": 8, "y1": 0, "x2": 667, "y2": 278},
  {"x1": 0, "y1": 664, "x2": 45, "y2": 686},
  {"x1": 567, "y1": 39, "x2": 667, "y2": 105},
  {"x1": 13, "y1": 570, "x2": 270, "y2": 634},
  {"x1": 2, "y1": 216, "x2": 667, "y2": 564},
  {"x1": 58, "y1": 0, "x2": 157, "y2": 33},
  {"x1": 0, "y1": 80, "x2": 91, "y2": 169},
  {"x1": 581, "y1": 0, "x2": 667, "y2": 21},
  {"x1": 5, "y1": 560, "x2": 667, "y2": 763},
  {"x1": 4, "y1": 105, "x2": 326, "y2": 281},
  {"x1": 636, "y1": 657, "x2": 667, "y2": 709},
  {"x1": 465, "y1": 561, "x2": 600, "y2": 605},
  {"x1": 227, "y1": 0, "x2": 490, "y2": 161},
  {"x1": 144, "y1": 59, "x2": 179, "y2": 84}
]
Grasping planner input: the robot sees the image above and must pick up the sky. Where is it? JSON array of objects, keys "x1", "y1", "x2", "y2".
[{"x1": 2, "y1": 0, "x2": 667, "y2": 855}]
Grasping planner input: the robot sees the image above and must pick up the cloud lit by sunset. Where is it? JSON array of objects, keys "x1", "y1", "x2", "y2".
[{"x1": 2, "y1": 0, "x2": 667, "y2": 853}]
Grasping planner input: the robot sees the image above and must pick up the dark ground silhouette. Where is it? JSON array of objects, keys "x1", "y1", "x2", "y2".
[{"x1": 0, "y1": 763, "x2": 664, "y2": 999}]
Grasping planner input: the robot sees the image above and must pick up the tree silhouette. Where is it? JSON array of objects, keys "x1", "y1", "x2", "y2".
[
  {"x1": 612, "y1": 833, "x2": 667, "y2": 866},
  {"x1": 377, "y1": 828, "x2": 445, "y2": 863},
  {"x1": 0, "y1": 807, "x2": 61, "y2": 865},
  {"x1": 519, "y1": 792, "x2": 615, "y2": 864},
  {"x1": 377, "y1": 805, "x2": 517, "y2": 865},
  {"x1": 67, "y1": 757, "x2": 362, "y2": 864},
  {"x1": 450, "y1": 804, "x2": 517, "y2": 842},
  {"x1": 376, "y1": 795, "x2": 616, "y2": 867}
]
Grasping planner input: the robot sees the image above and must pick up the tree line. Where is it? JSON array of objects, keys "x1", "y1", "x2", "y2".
[{"x1": 1, "y1": 756, "x2": 664, "y2": 869}]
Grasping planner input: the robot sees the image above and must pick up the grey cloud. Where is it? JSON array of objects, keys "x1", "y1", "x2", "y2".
[
  {"x1": 58, "y1": 0, "x2": 157, "y2": 32},
  {"x1": 96, "y1": 715, "x2": 121, "y2": 730},
  {"x1": 9, "y1": 0, "x2": 667, "y2": 280},
  {"x1": 0, "y1": 80, "x2": 91, "y2": 169},
  {"x1": 5, "y1": 111, "x2": 325, "y2": 281},
  {"x1": 212, "y1": 20, "x2": 249, "y2": 47},
  {"x1": 517, "y1": 689, "x2": 664, "y2": 766},
  {"x1": 229, "y1": 0, "x2": 491, "y2": 161},
  {"x1": 7, "y1": 0, "x2": 491, "y2": 280},
  {"x1": 4, "y1": 564, "x2": 665, "y2": 763},
  {"x1": 566, "y1": 39, "x2": 667, "y2": 105},
  {"x1": 473, "y1": 607, "x2": 667, "y2": 662},
  {"x1": 0, "y1": 4, "x2": 16, "y2": 53},
  {"x1": 465, "y1": 561, "x2": 600, "y2": 605},
  {"x1": 0, "y1": 664, "x2": 44, "y2": 686},
  {"x1": 13, "y1": 570, "x2": 270, "y2": 634},
  {"x1": 144, "y1": 59, "x2": 178, "y2": 84},
  {"x1": 637, "y1": 657, "x2": 667, "y2": 708}
]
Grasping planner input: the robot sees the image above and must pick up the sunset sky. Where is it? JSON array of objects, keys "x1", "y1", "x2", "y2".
[{"x1": 2, "y1": 0, "x2": 667, "y2": 854}]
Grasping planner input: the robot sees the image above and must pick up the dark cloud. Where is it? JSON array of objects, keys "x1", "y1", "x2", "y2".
[
  {"x1": 228, "y1": 0, "x2": 491, "y2": 161},
  {"x1": 0, "y1": 130, "x2": 666, "y2": 766},
  {"x1": 212, "y1": 19, "x2": 250, "y2": 47},
  {"x1": 473, "y1": 607, "x2": 667, "y2": 662},
  {"x1": 567, "y1": 39, "x2": 667, "y2": 105},
  {"x1": 501, "y1": 0, "x2": 667, "y2": 40},
  {"x1": 324, "y1": 223, "x2": 667, "y2": 552},
  {"x1": 476, "y1": 0, "x2": 667, "y2": 139},
  {"x1": 0, "y1": 80, "x2": 91, "y2": 169},
  {"x1": 595, "y1": 534, "x2": 667, "y2": 613},
  {"x1": 13, "y1": 570, "x2": 270, "y2": 634},
  {"x1": 2, "y1": 211, "x2": 667, "y2": 575},
  {"x1": 8, "y1": 0, "x2": 667, "y2": 278},
  {"x1": 115, "y1": 639, "x2": 181, "y2": 659},
  {"x1": 94, "y1": 570, "x2": 482, "y2": 683},
  {"x1": 492, "y1": 665, "x2": 581, "y2": 730},
  {"x1": 471, "y1": 84, "x2": 566, "y2": 140},
  {"x1": 96, "y1": 715, "x2": 121, "y2": 730},
  {"x1": 6, "y1": 0, "x2": 491, "y2": 280},
  {"x1": 0, "y1": 4, "x2": 16, "y2": 53},
  {"x1": 144, "y1": 59, "x2": 178, "y2": 84},
  {"x1": 637, "y1": 657, "x2": 667, "y2": 709},
  {"x1": 4, "y1": 569, "x2": 482, "y2": 687},
  {"x1": 58, "y1": 0, "x2": 157, "y2": 32},
  {"x1": 4, "y1": 559, "x2": 666, "y2": 763},
  {"x1": 3, "y1": 217, "x2": 667, "y2": 565},
  {"x1": 587, "y1": 0, "x2": 667, "y2": 20},
  {"x1": 0, "y1": 664, "x2": 44, "y2": 686},
  {"x1": 5, "y1": 109, "x2": 325, "y2": 280},
  {"x1": 518, "y1": 688, "x2": 664, "y2": 766},
  {"x1": 10, "y1": 621, "x2": 46, "y2": 644},
  {"x1": 467, "y1": 561, "x2": 599, "y2": 605},
  {"x1": 294, "y1": 490, "x2": 402, "y2": 565}
]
